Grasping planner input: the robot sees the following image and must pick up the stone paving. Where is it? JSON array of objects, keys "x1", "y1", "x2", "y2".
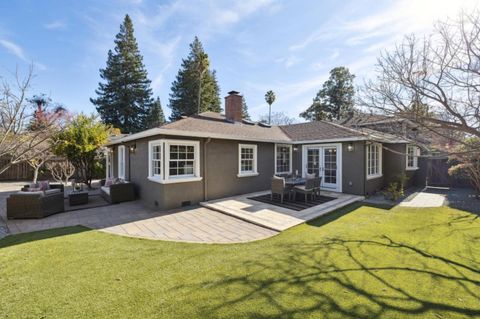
[
  {"x1": 201, "y1": 190, "x2": 364, "y2": 231},
  {"x1": 0, "y1": 182, "x2": 277, "y2": 243}
]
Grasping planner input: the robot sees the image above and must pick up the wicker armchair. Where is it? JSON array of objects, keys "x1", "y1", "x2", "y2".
[
  {"x1": 271, "y1": 176, "x2": 291, "y2": 203},
  {"x1": 7, "y1": 191, "x2": 65, "y2": 219},
  {"x1": 100, "y1": 182, "x2": 135, "y2": 204},
  {"x1": 294, "y1": 178, "x2": 316, "y2": 203}
]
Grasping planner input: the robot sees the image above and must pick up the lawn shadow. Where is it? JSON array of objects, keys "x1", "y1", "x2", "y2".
[
  {"x1": 166, "y1": 233, "x2": 480, "y2": 319},
  {"x1": 0, "y1": 226, "x2": 90, "y2": 249},
  {"x1": 306, "y1": 202, "x2": 393, "y2": 228}
]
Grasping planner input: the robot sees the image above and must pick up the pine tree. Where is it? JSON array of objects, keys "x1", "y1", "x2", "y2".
[
  {"x1": 146, "y1": 97, "x2": 166, "y2": 128},
  {"x1": 169, "y1": 37, "x2": 221, "y2": 121},
  {"x1": 90, "y1": 14, "x2": 154, "y2": 133},
  {"x1": 241, "y1": 96, "x2": 251, "y2": 120},
  {"x1": 300, "y1": 67, "x2": 355, "y2": 121}
]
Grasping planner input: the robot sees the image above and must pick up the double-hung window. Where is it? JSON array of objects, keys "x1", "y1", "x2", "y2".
[
  {"x1": 238, "y1": 144, "x2": 258, "y2": 177},
  {"x1": 148, "y1": 139, "x2": 201, "y2": 184},
  {"x1": 118, "y1": 145, "x2": 125, "y2": 179},
  {"x1": 406, "y1": 145, "x2": 420, "y2": 170},
  {"x1": 275, "y1": 144, "x2": 292, "y2": 174},
  {"x1": 366, "y1": 143, "x2": 382, "y2": 179}
]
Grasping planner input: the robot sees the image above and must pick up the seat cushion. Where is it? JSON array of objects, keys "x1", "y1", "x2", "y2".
[
  {"x1": 17, "y1": 191, "x2": 44, "y2": 196},
  {"x1": 44, "y1": 188, "x2": 61, "y2": 195},
  {"x1": 101, "y1": 186, "x2": 110, "y2": 195}
]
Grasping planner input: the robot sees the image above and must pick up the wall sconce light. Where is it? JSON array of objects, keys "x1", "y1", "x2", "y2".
[
  {"x1": 293, "y1": 146, "x2": 298, "y2": 152},
  {"x1": 347, "y1": 143, "x2": 354, "y2": 152},
  {"x1": 129, "y1": 144, "x2": 136, "y2": 153}
]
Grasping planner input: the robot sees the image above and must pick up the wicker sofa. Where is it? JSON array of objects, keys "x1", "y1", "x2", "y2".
[
  {"x1": 100, "y1": 182, "x2": 135, "y2": 204},
  {"x1": 7, "y1": 184, "x2": 65, "y2": 219}
]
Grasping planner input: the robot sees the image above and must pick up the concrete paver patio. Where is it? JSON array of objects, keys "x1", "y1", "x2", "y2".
[
  {"x1": 201, "y1": 190, "x2": 364, "y2": 231},
  {"x1": 0, "y1": 182, "x2": 278, "y2": 243}
]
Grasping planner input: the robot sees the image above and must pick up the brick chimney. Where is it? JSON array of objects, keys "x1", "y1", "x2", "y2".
[{"x1": 225, "y1": 91, "x2": 243, "y2": 122}]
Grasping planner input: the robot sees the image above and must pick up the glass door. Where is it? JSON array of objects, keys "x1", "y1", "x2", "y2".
[
  {"x1": 322, "y1": 146, "x2": 338, "y2": 189},
  {"x1": 306, "y1": 148, "x2": 320, "y2": 177}
]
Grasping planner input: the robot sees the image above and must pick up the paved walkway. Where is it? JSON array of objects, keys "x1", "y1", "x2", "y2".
[
  {"x1": 201, "y1": 191, "x2": 364, "y2": 231},
  {"x1": 399, "y1": 190, "x2": 446, "y2": 207},
  {"x1": 0, "y1": 182, "x2": 277, "y2": 243}
]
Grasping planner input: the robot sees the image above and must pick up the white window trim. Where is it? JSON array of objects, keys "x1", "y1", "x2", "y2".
[
  {"x1": 406, "y1": 145, "x2": 420, "y2": 170},
  {"x1": 106, "y1": 149, "x2": 113, "y2": 179},
  {"x1": 366, "y1": 142, "x2": 383, "y2": 180},
  {"x1": 237, "y1": 144, "x2": 258, "y2": 177},
  {"x1": 148, "y1": 140, "x2": 163, "y2": 182},
  {"x1": 274, "y1": 144, "x2": 292, "y2": 174},
  {"x1": 147, "y1": 139, "x2": 202, "y2": 184},
  {"x1": 118, "y1": 145, "x2": 126, "y2": 179}
]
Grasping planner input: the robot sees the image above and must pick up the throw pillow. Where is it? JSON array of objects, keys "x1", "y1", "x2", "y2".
[
  {"x1": 105, "y1": 178, "x2": 114, "y2": 187},
  {"x1": 38, "y1": 180, "x2": 50, "y2": 191}
]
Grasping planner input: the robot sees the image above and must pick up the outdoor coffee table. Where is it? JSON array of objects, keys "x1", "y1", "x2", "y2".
[{"x1": 68, "y1": 191, "x2": 89, "y2": 206}]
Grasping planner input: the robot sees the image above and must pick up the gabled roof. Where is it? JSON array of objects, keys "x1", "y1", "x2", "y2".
[{"x1": 106, "y1": 111, "x2": 409, "y2": 146}]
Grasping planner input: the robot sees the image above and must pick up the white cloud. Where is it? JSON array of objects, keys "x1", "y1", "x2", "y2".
[
  {"x1": 44, "y1": 20, "x2": 67, "y2": 30},
  {"x1": 0, "y1": 39, "x2": 27, "y2": 61}
]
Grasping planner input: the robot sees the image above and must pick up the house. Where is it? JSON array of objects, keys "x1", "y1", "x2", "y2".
[{"x1": 105, "y1": 91, "x2": 424, "y2": 210}]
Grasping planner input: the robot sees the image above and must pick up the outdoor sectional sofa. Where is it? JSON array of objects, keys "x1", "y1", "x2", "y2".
[{"x1": 7, "y1": 184, "x2": 65, "y2": 219}]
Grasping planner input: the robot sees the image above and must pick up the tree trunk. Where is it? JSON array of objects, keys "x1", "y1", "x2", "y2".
[{"x1": 33, "y1": 167, "x2": 39, "y2": 183}]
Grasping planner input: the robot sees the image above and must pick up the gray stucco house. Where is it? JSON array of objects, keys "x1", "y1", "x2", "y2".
[{"x1": 105, "y1": 91, "x2": 424, "y2": 210}]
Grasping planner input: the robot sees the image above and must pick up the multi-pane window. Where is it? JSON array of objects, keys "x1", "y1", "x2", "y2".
[
  {"x1": 238, "y1": 144, "x2": 257, "y2": 176},
  {"x1": 276, "y1": 144, "x2": 291, "y2": 174},
  {"x1": 148, "y1": 140, "x2": 200, "y2": 183},
  {"x1": 406, "y1": 145, "x2": 419, "y2": 169},
  {"x1": 169, "y1": 144, "x2": 195, "y2": 177},
  {"x1": 366, "y1": 143, "x2": 382, "y2": 179},
  {"x1": 118, "y1": 145, "x2": 125, "y2": 179},
  {"x1": 151, "y1": 144, "x2": 162, "y2": 176}
]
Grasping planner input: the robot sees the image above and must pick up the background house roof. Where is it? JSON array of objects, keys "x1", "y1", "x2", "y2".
[{"x1": 279, "y1": 121, "x2": 366, "y2": 142}]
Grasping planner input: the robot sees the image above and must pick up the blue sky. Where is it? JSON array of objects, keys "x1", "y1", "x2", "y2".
[{"x1": 0, "y1": 0, "x2": 477, "y2": 121}]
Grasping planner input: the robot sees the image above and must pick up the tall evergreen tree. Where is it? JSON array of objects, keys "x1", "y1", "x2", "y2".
[
  {"x1": 90, "y1": 14, "x2": 154, "y2": 133},
  {"x1": 241, "y1": 96, "x2": 251, "y2": 121},
  {"x1": 169, "y1": 37, "x2": 221, "y2": 121},
  {"x1": 145, "y1": 97, "x2": 166, "y2": 128},
  {"x1": 300, "y1": 67, "x2": 355, "y2": 121}
]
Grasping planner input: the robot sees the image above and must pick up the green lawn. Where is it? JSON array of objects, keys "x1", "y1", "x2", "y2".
[{"x1": 1, "y1": 204, "x2": 479, "y2": 319}]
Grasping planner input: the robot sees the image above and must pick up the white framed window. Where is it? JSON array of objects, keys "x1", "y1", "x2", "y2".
[
  {"x1": 366, "y1": 142, "x2": 382, "y2": 180},
  {"x1": 148, "y1": 139, "x2": 202, "y2": 184},
  {"x1": 238, "y1": 144, "x2": 258, "y2": 177},
  {"x1": 118, "y1": 145, "x2": 126, "y2": 179},
  {"x1": 406, "y1": 145, "x2": 420, "y2": 170},
  {"x1": 275, "y1": 144, "x2": 292, "y2": 174},
  {"x1": 148, "y1": 140, "x2": 163, "y2": 180},
  {"x1": 106, "y1": 149, "x2": 113, "y2": 179}
]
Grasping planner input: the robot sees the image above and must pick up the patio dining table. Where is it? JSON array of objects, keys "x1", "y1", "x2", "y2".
[{"x1": 285, "y1": 177, "x2": 306, "y2": 186}]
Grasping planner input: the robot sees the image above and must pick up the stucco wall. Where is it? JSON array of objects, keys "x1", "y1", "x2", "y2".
[{"x1": 341, "y1": 141, "x2": 366, "y2": 196}]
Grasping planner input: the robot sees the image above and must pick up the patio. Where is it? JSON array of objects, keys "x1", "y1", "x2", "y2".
[{"x1": 200, "y1": 190, "x2": 364, "y2": 231}]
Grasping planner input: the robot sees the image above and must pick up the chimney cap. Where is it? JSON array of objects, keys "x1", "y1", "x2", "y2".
[{"x1": 227, "y1": 90, "x2": 240, "y2": 95}]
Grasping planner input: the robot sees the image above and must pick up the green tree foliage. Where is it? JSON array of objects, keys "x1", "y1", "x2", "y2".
[
  {"x1": 52, "y1": 114, "x2": 111, "y2": 187},
  {"x1": 146, "y1": 97, "x2": 166, "y2": 128},
  {"x1": 300, "y1": 67, "x2": 355, "y2": 121},
  {"x1": 242, "y1": 96, "x2": 251, "y2": 121},
  {"x1": 169, "y1": 37, "x2": 221, "y2": 121},
  {"x1": 90, "y1": 14, "x2": 154, "y2": 133}
]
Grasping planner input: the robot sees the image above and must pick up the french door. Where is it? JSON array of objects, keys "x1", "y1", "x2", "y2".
[{"x1": 304, "y1": 144, "x2": 341, "y2": 192}]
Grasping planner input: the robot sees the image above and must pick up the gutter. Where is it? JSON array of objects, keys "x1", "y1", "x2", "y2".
[{"x1": 203, "y1": 137, "x2": 211, "y2": 201}]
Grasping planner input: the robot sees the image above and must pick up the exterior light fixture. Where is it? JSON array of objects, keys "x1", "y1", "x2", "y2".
[
  {"x1": 129, "y1": 144, "x2": 136, "y2": 153},
  {"x1": 347, "y1": 143, "x2": 354, "y2": 152}
]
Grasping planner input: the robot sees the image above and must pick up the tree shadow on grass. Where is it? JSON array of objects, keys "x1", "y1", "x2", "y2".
[
  {"x1": 167, "y1": 234, "x2": 480, "y2": 318},
  {"x1": 0, "y1": 226, "x2": 89, "y2": 249}
]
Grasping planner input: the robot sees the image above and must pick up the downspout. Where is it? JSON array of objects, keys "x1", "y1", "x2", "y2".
[{"x1": 203, "y1": 137, "x2": 211, "y2": 201}]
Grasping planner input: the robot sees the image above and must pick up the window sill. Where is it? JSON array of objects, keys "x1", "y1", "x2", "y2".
[
  {"x1": 148, "y1": 176, "x2": 203, "y2": 184},
  {"x1": 406, "y1": 167, "x2": 419, "y2": 171},
  {"x1": 366, "y1": 174, "x2": 383, "y2": 180},
  {"x1": 237, "y1": 172, "x2": 259, "y2": 178}
]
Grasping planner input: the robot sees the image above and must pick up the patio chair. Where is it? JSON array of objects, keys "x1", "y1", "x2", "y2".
[
  {"x1": 313, "y1": 176, "x2": 322, "y2": 197},
  {"x1": 271, "y1": 176, "x2": 291, "y2": 203},
  {"x1": 294, "y1": 177, "x2": 316, "y2": 203},
  {"x1": 101, "y1": 182, "x2": 135, "y2": 204},
  {"x1": 7, "y1": 190, "x2": 65, "y2": 219}
]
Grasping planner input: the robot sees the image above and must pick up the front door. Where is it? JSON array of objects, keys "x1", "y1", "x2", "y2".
[{"x1": 304, "y1": 144, "x2": 341, "y2": 192}]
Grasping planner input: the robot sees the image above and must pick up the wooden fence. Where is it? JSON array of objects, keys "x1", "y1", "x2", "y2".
[{"x1": 0, "y1": 160, "x2": 32, "y2": 181}]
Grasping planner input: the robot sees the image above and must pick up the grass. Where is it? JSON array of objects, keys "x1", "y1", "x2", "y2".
[{"x1": 1, "y1": 204, "x2": 479, "y2": 319}]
